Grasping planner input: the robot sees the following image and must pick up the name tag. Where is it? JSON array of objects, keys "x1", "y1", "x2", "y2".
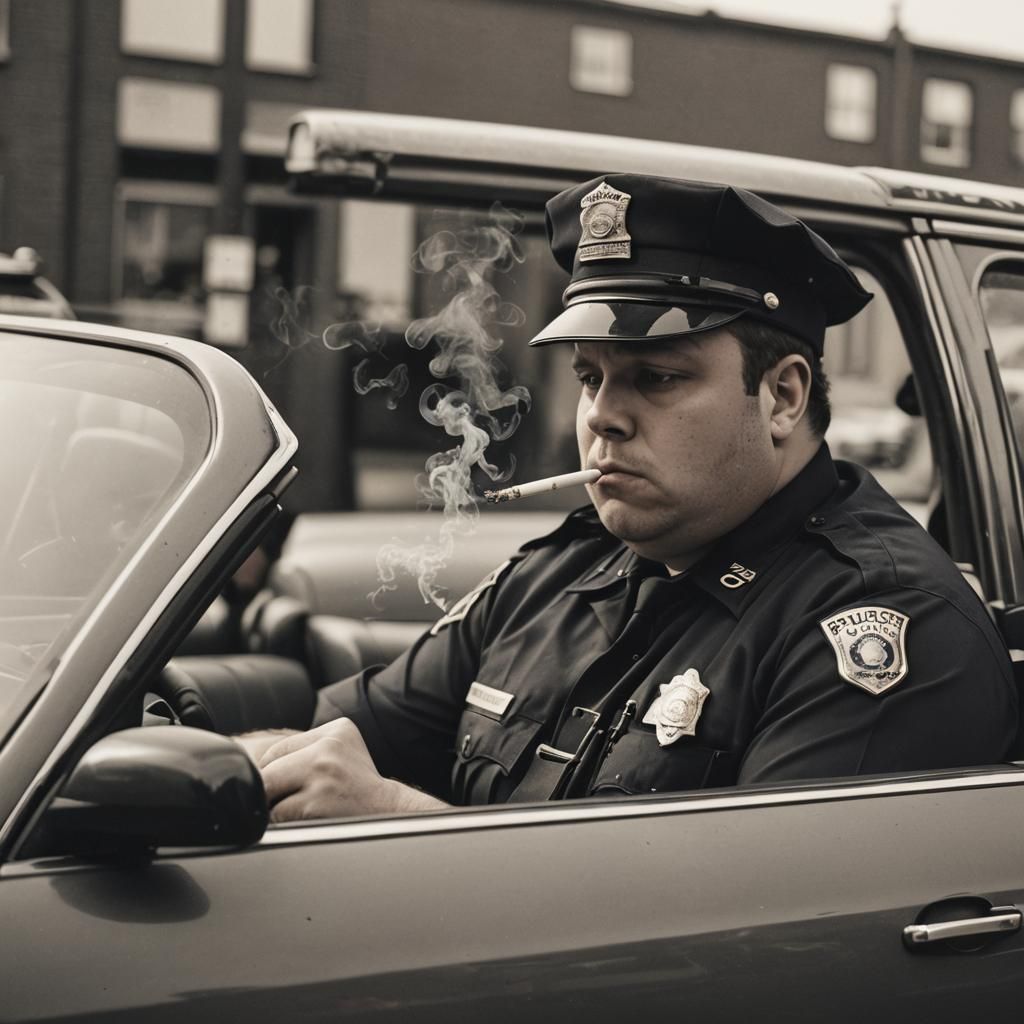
[{"x1": 466, "y1": 682, "x2": 515, "y2": 717}]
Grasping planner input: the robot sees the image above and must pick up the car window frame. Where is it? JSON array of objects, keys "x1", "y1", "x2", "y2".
[
  {"x1": 251, "y1": 760, "x2": 1024, "y2": 852},
  {"x1": 944, "y1": 229, "x2": 1024, "y2": 622}
]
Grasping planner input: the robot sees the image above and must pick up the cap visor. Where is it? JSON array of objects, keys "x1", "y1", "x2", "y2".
[{"x1": 529, "y1": 300, "x2": 744, "y2": 347}]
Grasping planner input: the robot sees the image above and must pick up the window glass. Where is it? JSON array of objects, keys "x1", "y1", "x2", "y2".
[
  {"x1": 338, "y1": 200, "x2": 415, "y2": 326},
  {"x1": 117, "y1": 78, "x2": 221, "y2": 154},
  {"x1": 120, "y1": 0, "x2": 225, "y2": 63},
  {"x1": 920, "y1": 78, "x2": 972, "y2": 168},
  {"x1": 825, "y1": 64, "x2": 877, "y2": 144},
  {"x1": 246, "y1": 0, "x2": 314, "y2": 74},
  {"x1": 570, "y1": 25, "x2": 633, "y2": 97},
  {"x1": 0, "y1": 334, "x2": 210, "y2": 721},
  {"x1": 118, "y1": 196, "x2": 213, "y2": 325},
  {"x1": 824, "y1": 268, "x2": 932, "y2": 523},
  {"x1": 979, "y1": 262, "x2": 1024, "y2": 461}
]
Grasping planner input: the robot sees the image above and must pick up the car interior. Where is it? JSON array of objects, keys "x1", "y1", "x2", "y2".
[{"x1": 154, "y1": 231, "x2": 1024, "y2": 766}]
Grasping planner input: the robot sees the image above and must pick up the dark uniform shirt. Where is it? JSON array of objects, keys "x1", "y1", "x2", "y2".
[{"x1": 315, "y1": 445, "x2": 1017, "y2": 804}]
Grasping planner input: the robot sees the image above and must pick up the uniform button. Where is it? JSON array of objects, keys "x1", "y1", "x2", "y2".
[
  {"x1": 614, "y1": 773, "x2": 623, "y2": 782},
  {"x1": 460, "y1": 734, "x2": 472, "y2": 757},
  {"x1": 631, "y1": 654, "x2": 640, "y2": 661},
  {"x1": 808, "y1": 515, "x2": 826, "y2": 527},
  {"x1": 617, "y1": 569, "x2": 626, "y2": 577}
]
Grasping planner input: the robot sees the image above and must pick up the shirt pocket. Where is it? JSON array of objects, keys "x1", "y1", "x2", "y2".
[
  {"x1": 590, "y1": 729, "x2": 735, "y2": 796},
  {"x1": 451, "y1": 707, "x2": 544, "y2": 804}
]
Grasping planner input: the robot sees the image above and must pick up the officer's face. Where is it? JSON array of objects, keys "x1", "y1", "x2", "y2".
[{"x1": 574, "y1": 330, "x2": 782, "y2": 569}]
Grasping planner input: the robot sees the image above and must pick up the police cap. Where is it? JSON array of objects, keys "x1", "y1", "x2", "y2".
[{"x1": 529, "y1": 173, "x2": 872, "y2": 356}]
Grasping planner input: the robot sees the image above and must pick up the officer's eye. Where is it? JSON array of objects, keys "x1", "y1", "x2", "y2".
[
  {"x1": 574, "y1": 370, "x2": 602, "y2": 391},
  {"x1": 637, "y1": 368, "x2": 680, "y2": 389}
]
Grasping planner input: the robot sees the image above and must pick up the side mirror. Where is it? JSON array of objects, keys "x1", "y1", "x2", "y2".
[{"x1": 42, "y1": 726, "x2": 268, "y2": 858}]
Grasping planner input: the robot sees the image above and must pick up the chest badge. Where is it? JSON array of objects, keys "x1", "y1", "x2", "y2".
[
  {"x1": 820, "y1": 605, "x2": 910, "y2": 696},
  {"x1": 642, "y1": 668, "x2": 710, "y2": 746}
]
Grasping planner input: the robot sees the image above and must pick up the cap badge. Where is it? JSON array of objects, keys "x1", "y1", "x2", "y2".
[
  {"x1": 578, "y1": 181, "x2": 632, "y2": 263},
  {"x1": 819, "y1": 605, "x2": 910, "y2": 695},
  {"x1": 642, "y1": 668, "x2": 710, "y2": 746}
]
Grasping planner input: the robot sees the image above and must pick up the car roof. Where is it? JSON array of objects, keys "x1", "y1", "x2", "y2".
[{"x1": 287, "y1": 109, "x2": 1024, "y2": 229}]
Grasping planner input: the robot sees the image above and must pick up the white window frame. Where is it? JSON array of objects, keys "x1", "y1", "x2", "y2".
[
  {"x1": 920, "y1": 77, "x2": 973, "y2": 169},
  {"x1": 824, "y1": 63, "x2": 877, "y2": 144},
  {"x1": 569, "y1": 24, "x2": 633, "y2": 98}
]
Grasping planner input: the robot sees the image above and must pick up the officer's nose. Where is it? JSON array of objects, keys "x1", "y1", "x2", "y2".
[{"x1": 583, "y1": 381, "x2": 634, "y2": 440}]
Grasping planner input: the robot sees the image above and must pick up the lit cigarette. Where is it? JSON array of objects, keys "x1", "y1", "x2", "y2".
[{"x1": 484, "y1": 468, "x2": 601, "y2": 504}]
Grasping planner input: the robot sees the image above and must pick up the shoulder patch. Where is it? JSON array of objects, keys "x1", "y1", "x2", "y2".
[
  {"x1": 429, "y1": 560, "x2": 513, "y2": 636},
  {"x1": 819, "y1": 605, "x2": 910, "y2": 696}
]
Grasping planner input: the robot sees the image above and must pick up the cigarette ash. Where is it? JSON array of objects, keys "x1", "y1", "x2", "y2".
[{"x1": 371, "y1": 204, "x2": 532, "y2": 610}]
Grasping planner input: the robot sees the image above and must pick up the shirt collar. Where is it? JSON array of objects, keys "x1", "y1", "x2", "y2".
[{"x1": 686, "y1": 443, "x2": 839, "y2": 617}]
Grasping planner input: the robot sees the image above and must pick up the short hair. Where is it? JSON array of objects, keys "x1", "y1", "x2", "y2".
[{"x1": 728, "y1": 318, "x2": 831, "y2": 437}]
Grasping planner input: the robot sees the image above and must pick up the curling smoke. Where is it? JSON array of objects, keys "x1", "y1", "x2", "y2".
[{"x1": 372, "y1": 203, "x2": 532, "y2": 610}]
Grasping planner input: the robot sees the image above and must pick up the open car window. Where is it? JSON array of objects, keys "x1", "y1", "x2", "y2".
[
  {"x1": 824, "y1": 267, "x2": 933, "y2": 524},
  {"x1": 980, "y1": 261, "x2": 1024, "y2": 463}
]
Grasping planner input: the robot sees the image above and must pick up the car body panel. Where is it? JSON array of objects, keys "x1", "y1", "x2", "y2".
[{"x1": 5, "y1": 771, "x2": 1024, "y2": 1021}]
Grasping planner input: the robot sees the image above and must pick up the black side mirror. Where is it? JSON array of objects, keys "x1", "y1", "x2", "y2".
[{"x1": 42, "y1": 726, "x2": 268, "y2": 858}]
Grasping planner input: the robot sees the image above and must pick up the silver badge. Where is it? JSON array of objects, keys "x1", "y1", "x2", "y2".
[
  {"x1": 578, "y1": 181, "x2": 632, "y2": 262},
  {"x1": 820, "y1": 605, "x2": 910, "y2": 695},
  {"x1": 642, "y1": 668, "x2": 710, "y2": 747}
]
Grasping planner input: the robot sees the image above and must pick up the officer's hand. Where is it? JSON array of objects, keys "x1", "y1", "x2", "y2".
[
  {"x1": 233, "y1": 728, "x2": 299, "y2": 765},
  {"x1": 258, "y1": 718, "x2": 448, "y2": 822}
]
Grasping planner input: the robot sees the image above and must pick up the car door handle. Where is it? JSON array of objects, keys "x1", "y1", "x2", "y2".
[{"x1": 903, "y1": 907, "x2": 1022, "y2": 945}]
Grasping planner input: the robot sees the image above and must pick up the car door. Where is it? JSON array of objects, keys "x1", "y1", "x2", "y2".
[{"x1": 5, "y1": 766, "x2": 1024, "y2": 1022}]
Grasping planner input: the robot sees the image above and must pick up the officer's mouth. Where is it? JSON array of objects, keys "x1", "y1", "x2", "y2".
[{"x1": 592, "y1": 461, "x2": 646, "y2": 486}]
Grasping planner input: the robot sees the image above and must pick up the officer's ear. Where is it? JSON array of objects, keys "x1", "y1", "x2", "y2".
[{"x1": 763, "y1": 354, "x2": 811, "y2": 442}]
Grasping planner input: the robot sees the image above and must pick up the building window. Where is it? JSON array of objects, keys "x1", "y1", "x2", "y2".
[
  {"x1": 0, "y1": 0, "x2": 10, "y2": 60},
  {"x1": 114, "y1": 183, "x2": 216, "y2": 335},
  {"x1": 920, "y1": 78, "x2": 972, "y2": 168},
  {"x1": 569, "y1": 25, "x2": 633, "y2": 97},
  {"x1": 1012, "y1": 91, "x2": 1024, "y2": 165},
  {"x1": 117, "y1": 78, "x2": 221, "y2": 154},
  {"x1": 246, "y1": 0, "x2": 314, "y2": 75},
  {"x1": 337, "y1": 200, "x2": 415, "y2": 326},
  {"x1": 120, "y1": 0, "x2": 225, "y2": 64},
  {"x1": 825, "y1": 64, "x2": 877, "y2": 143}
]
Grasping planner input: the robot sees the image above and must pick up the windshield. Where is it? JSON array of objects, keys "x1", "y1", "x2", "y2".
[{"x1": 0, "y1": 333, "x2": 211, "y2": 714}]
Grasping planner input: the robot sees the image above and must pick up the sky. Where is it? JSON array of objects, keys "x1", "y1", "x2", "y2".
[{"x1": 613, "y1": 0, "x2": 1024, "y2": 63}]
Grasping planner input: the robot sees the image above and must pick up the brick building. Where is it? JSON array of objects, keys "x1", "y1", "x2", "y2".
[{"x1": 1, "y1": 0, "x2": 1023, "y2": 509}]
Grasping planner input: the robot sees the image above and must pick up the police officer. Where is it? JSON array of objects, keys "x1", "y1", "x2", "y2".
[{"x1": 252, "y1": 173, "x2": 1018, "y2": 821}]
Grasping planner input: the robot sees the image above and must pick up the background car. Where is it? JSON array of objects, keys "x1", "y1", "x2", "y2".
[
  {"x1": 6, "y1": 114, "x2": 1024, "y2": 1020},
  {"x1": 0, "y1": 247, "x2": 75, "y2": 319}
]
